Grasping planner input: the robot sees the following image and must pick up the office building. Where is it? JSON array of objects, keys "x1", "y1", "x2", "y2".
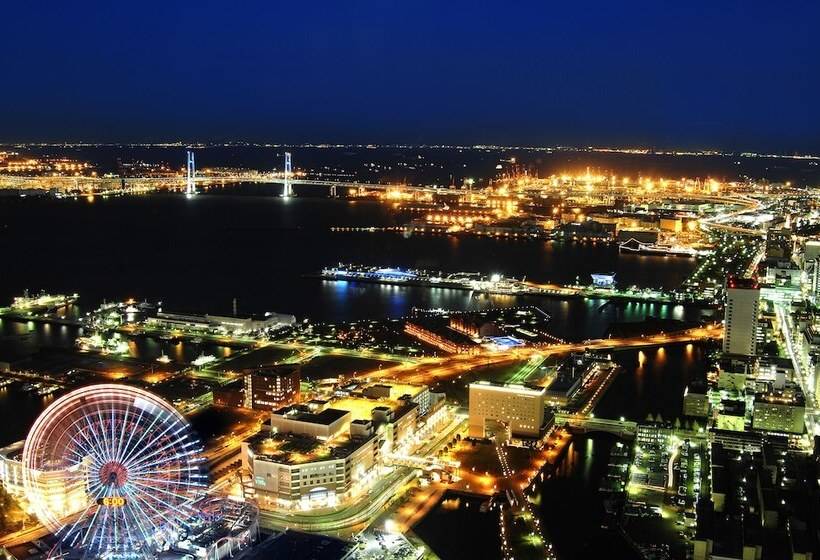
[
  {"x1": 752, "y1": 390, "x2": 805, "y2": 434},
  {"x1": 723, "y1": 276, "x2": 760, "y2": 357},
  {"x1": 244, "y1": 365, "x2": 301, "y2": 410},
  {"x1": 468, "y1": 381, "x2": 546, "y2": 438}
]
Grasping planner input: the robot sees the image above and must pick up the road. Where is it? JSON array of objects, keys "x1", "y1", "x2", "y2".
[
  {"x1": 363, "y1": 325, "x2": 722, "y2": 387},
  {"x1": 774, "y1": 303, "x2": 820, "y2": 436}
]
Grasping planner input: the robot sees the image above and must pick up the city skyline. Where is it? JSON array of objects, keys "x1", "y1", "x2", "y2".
[{"x1": 2, "y1": 3, "x2": 820, "y2": 559}]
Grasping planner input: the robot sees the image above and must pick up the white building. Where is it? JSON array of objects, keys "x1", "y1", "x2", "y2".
[
  {"x1": 468, "y1": 381, "x2": 546, "y2": 438},
  {"x1": 723, "y1": 277, "x2": 760, "y2": 357},
  {"x1": 241, "y1": 424, "x2": 378, "y2": 510},
  {"x1": 0, "y1": 440, "x2": 88, "y2": 520}
]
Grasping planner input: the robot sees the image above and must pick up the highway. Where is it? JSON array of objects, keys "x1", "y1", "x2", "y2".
[
  {"x1": 364, "y1": 325, "x2": 722, "y2": 387},
  {"x1": 774, "y1": 303, "x2": 820, "y2": 436},
  {"x1": 697, "y1": 194, "x2": 767, "y2": 237}
]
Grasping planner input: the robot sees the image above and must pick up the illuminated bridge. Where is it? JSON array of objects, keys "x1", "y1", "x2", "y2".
[
  {"x1": 0, "y1": 173, "x2": 464, "y2": 195},
  {"x1": 554, "y1": 412, "x2": 637, "y2": 438}
]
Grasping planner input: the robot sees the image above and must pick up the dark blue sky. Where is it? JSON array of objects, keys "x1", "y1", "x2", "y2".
[{"x1": 2, "y1": 1, "x2": 818, "y2": 151}]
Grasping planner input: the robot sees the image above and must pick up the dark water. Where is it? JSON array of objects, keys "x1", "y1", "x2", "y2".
[
  {"x1": 0, "y1": 192, "x2": 699, "y2": 324},
  {"x1": 533, "y1": 344, "x2": 708, "y2": 559},
  {"x1": 413, "y1": 493, "x2": 502, "y2": 560},
  {"x1": 535, "y1": 432, "x2": 639, "y2": 560},
  {"x1": 0, "y1": 384, "x2": 59, "y2": 448},
  {"x1": 595, "y1": 342, "x2": 711, "y2": 422}
]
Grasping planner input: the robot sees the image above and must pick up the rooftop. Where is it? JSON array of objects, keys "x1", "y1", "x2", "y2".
[
  {"x1": 273, "y1": 405, "x2": 350, "y2": 426},
  {"x1": 329, "y1": 394, "x2": 415, "y2": 422},
  {"x1": 727, "y1": 275, "x2": 759, "y2": 290},
  {"x1": 470, "y1": 380, "x2": 546, "y2": 396},
  {"x1": 245, "y1": 430, "x2": 373, "y2": 466},
  {"x1": 246, "y1": 364, "x2": 300, "y2": 378}
]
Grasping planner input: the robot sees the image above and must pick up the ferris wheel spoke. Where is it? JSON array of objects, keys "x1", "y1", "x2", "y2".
[
  {"x1": 119, "y1": 414, "x2": 184, "y2": 467},
  {"x1": 94, "y1": 404, "x2": 116, "y2": 463},
  {"x1": 65, "y1": 433, "x2": 106, "y2": 469},
  {"x1": 125, "y1": 432, "x2": 196, "y2": 473},
  {"x1": 90, "y1": 496, "x2": 112, "y2": 550},
  {"x1": 80, "y1": 484, "x2": 113, "y2": 547},
  {"x1": 129, "y1": 477, "x2": 205, "y2": 503},
  {"x1": 129, "y1": 484, "x2": 199, "y2": 517},
  {"x1": 131, "y1": 464, "x2": 201, "y2": 477},
  {"x1": 128, "y1": 490, "x2": 185, "y2": 534},
  {"x1": 115, "y1": 403, "x2": 145, "y2": 464},
  {"x1": 75, "y1": 422, "x2": 106, "y2": 462},
  {"x1": 127, "y1": 449, "x2": 200, "y2": 476},
  {"x1": 119, "y1": 492, "x2": 156, "y2": 550},
  {"x1": 118, "y1": 404, "x2": 163, "y2": 466},
  {"x1": 57, "y1": 482, "x2": 108, "y2": 545},
  {"x1": 110, "y1": 403, "x2": 119, "y2": 469},
  {"x1": 122, "y1": 485, "x2": 165, "y2": 541},
  {"x1": 82, "y1": 409, "x2": 111, "y2": 464}
]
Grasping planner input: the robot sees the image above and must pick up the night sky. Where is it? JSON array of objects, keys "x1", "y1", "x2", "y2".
[{"x1": 2, "y1": 1, "x2": 819, "y2": 151}]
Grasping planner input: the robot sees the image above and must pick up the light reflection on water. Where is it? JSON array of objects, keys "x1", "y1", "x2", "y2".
[{"x1": 595, "y1": 342, "x2": 708, "y2": 422}]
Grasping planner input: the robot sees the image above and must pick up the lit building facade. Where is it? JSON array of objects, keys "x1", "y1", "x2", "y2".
[
  {"x1": 723, "y1": 276, "x2": 760, "y2": 356},
  {"x1": 0, "y1": 440, "x2": 87, "y2": 519},
  {"x1": 752, "y1": 393, "x2": 805, "y2": 434},
  {"x1": 241, "y1": 411, "x2": 378, "y2": 510},
  {"x1": 244, "y1": 366, "x2": 301, "y2": 410},
  {"x1": 683, "y1": 385, "x2": 710, "y2": 418},
  {"x1": 468, "y1": 381, "x2": 546, "y2": 438}
]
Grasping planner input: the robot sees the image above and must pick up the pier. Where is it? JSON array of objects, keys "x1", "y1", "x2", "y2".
[{"x1": 314, "y1": 264, "x2": 717, "y2": 307}]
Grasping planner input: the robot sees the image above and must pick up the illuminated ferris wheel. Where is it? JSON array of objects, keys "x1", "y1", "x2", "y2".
[{"x1": 22, "y1": 384, "x2": 207, "y2": 558}]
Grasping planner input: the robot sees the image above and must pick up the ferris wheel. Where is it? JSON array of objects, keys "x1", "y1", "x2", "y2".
[{"x1": 22, "y1": 384, "x2": 207, "y2": 558}]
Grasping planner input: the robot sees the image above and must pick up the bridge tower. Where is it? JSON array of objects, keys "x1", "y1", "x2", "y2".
[
  {"x1": 186, "y1": 150, "x2": 196, "y2": 197},
  {"x1": 283, "y1": 152, "x2": 293, "y2": 197},
  {"x1": 330, "y1": 184, "x2": 337, "y2": 197}
]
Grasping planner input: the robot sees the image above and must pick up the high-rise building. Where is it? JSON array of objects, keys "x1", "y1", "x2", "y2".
[
  {"x1": 803, "y1": 239, "x2": 820, "y2": 265},
  {"x1": 244, "y1": 366, "x2": 301, "y2": 410},
  {"x1": 807, "y1": 257, "x2": 820, "y2": 304},
  {"x1": 468, "y1": 381, "x2": 546, "y2": 438},
  {"x1": 723, "y1": 276, "x2": 760, "y2": 357}
]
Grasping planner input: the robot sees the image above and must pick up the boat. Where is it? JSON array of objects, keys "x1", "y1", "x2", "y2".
[
  {"x1": 37, "y1": 384, "x2": 59, "y2": 396},
  {"x1": 76, "y1": 334, "x2": 129, "y2": 355},
  {"x1": 192, "y1": 353, "x2": 216, "y2": 367},
  {"x1": 618, "y1": 237, "x2": 700, "y2": 257}
]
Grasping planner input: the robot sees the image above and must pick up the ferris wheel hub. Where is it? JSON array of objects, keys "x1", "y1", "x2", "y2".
[{"x1": 99, "y1": 461, "x2": 129, "y2": 488}]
